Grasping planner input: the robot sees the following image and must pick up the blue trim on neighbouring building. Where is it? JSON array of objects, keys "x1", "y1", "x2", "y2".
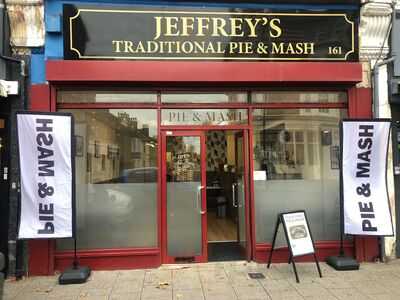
[{"x1": 31, "y1": 54, "x2": 46, "y2": 84}]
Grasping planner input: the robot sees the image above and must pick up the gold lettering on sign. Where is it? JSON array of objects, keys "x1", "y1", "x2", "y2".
[
  {"x1": 77, "y1": 10, "x2": 355, "y2": 61},
  {"x1": 244, "y1": 18, "x2": 262, "y2": 37},
  {"x1": 112, "y1": 39, "x2": 319, "y2": 56},
  {"x1": 154, "y1": 16, "x2": 163, "y2": 40},
  {"x1": 153, "y1": 16, "x2": 283, "y2": 40},
  {"x1": 165, "y1": 17, "x2": 180, "y2": 37},
  {"x1": 271, "y1": 42, "x2": 315, "y2": 55},
  {"x1": 230, "y1": 18, "x2": 244, "y2": 37},
  {"x1": 229, "y1": 42, "x2": 253, "y2": 54},
  {"x1": 181, "y1": 17, "x2": 195, "y2": 36},
  {"x1": 197, "y1": 17, "x2": 210, "y2": 36},
  {"x1": 112, "y1": 40, "x2": 123, "y2": 52},
  {"x1": 212, "y1": 18, "x2": 228, "y2": 37},
  {"x1": 112, "y1": 40, "x2": 225, "y2": 54},
  {"x1": 124, "y1": 41, "x2": 134, "y2": 53},
  {"x1": 269, "y1": 18, "x2": 282, "y2": 38}
]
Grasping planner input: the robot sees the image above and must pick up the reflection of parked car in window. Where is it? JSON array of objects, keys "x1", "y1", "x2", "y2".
[{"x1": 121, "y1": 167, "x2": 157, "y2": 183}]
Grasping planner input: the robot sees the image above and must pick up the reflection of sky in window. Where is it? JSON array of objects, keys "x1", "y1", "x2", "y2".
[
  {"x1": 162, "y1": 93, "x2": 247, "y2": 103},
  {"x1": 252, "y1": 108, "x2": 343, "y2": 118},
  {"x1": 182, "y1": 137, "x2": 201, "y2": 154},
  {"x1": 109, "y1": 109, "x2": 157, "y2": 137},
  {"x1": 251, "y1": 92, "x2": 347, "y2": 103},
  {"x1": 95, "y1": 93, "x2": 156, "y2": 103}
]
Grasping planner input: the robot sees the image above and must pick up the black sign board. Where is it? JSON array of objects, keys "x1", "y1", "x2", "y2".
[
  {"x1": 267, "y1": 211, "x2": 322, "y2": 283},
  {"x1": 63, "y1": 5, "x2": 358, "y2": 61}
]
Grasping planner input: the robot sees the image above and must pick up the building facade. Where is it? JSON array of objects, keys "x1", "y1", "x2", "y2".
[
  {"x1": 3, "y1": 0, "x2": 392, "y2": 276},
  {"x1": 359, "y1": 0, "x2": 400, "y2": 260}
]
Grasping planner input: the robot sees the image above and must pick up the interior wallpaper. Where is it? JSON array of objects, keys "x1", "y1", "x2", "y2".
[{"x1": 206, "y1": 131, "x2": 227, "y2": 171}]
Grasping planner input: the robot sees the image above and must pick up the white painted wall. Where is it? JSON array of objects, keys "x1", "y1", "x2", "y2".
[{"x1": 360, "y1": 0, "x2": 398, "y2": 259}]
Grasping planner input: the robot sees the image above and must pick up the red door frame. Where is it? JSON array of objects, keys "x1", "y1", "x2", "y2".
[
  {"x1": 161, "y1": 130, "x2": 208, "y2": 263},
  {"x1": 234, "y1": 130, "x2": 252, "y2": 261},
  {"x1": 161, "y1": 128, "x2": 252, "y2": 263},
  {"x1": 28, "y1": 61, "x2": 378, "y2": 276}
]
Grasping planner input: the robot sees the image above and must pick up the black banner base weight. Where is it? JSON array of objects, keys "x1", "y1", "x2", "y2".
[
  {"x1": 326, "y1": 256, "x2": 359, "y2": 271},
  {"x1": 59, "y1": 266, "x2": 91, "y2": 285}
]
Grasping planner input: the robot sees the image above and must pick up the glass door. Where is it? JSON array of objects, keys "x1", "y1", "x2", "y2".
[
  {"x1": 162, "y1": 131, "x2": 207, "y2": 263},
  {"x1": 235, "y1": 131, "x2": 251, "y2": 261}
]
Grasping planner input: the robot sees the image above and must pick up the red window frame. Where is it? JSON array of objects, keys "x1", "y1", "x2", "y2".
[{"x1": 27, "y1": 60, "x2": 374, "y2": 275}]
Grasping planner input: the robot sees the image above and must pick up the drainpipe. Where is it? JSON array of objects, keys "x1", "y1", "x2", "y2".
[
  {"x1": 373, "y1": 57, "x2": 396, "y2": 119},
  {"x1": 373, "y1": 56, "x2": 395, "y2": 262},
  {"x1": 372, "y1": 0, "x2": 397, "y2": 261}
]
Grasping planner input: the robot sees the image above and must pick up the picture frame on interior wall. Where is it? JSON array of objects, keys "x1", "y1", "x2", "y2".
[
  {"x1": 330, "y1": 146, "x2": 339, "y2": 169},
  {"x1": 75, "y1": 135, "x2": 84, "y2": 157},
  {"x1": 87, "y1": 153, "x2": 92, "y2": 172},
  {"x1": 94, "y1": 140, "x2": 100, "y2": 158}
]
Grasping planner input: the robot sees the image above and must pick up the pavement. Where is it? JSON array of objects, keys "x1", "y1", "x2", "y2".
[{"x1": 3, "y1": 260, "x2": 400, "y2": 300}]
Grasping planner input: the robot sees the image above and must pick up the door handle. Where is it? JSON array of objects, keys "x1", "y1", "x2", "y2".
[
  {"x1": 197, "y1": 185, "x2": 206, "y2": 214},
  {"x1": 232, "y1": 183, "x2": 238, "y2": 208},
  {"x1": 237, "y1": 182, "x2": 243, "y2": 208}
]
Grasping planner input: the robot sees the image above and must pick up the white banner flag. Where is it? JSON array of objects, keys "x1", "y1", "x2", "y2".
[
  {"x1": 342, "y1": 120, "x2": 393, "y2": 236},
  {"x1": 17, "y1": 112, "x2": 74, "y2": 239}
]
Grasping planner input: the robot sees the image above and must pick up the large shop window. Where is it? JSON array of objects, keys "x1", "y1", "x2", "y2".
[
  {"x1": 252, "y1": 108, "x2": 347, "y2": 244},
  {"x1": 57, "y1": 109, "x2": 158, "y2": 250}
]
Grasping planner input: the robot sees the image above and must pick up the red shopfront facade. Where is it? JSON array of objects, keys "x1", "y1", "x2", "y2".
[{"x1": 28, "y1": 5, "x2": 378, "y2": 276}]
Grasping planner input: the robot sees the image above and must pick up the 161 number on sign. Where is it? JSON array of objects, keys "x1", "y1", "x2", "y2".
[{"x1": 328, "y1": 46, "x2": 342, "y2": 55}]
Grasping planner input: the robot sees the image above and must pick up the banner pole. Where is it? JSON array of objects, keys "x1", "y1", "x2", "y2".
[
  {"x1": 73, "y1": 236, "x2": 78, "y2": 269},
  {"x1": 59, "y1": 115, "x2": 91, "y2": 284},
  {"x1": 339, "y1": 134, "x2": 345, "y2": 258}
]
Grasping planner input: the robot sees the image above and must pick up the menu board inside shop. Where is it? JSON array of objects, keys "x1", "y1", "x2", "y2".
[
  {"x1": 64, "y1": 5, "x2": 358, "y2": 61},
  {"x1": 173, "y1": 152, "x2": 200, "y2": 182}
]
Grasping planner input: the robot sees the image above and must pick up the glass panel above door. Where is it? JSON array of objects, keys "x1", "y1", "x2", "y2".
[
  {"x1": 251, "y1": 92, "x2": 347, "y2": 103},
  {"x1": 58, "y1": 90, "x2": 157, "y2": 103},
  {"x1": 162, "y1": 93, "x2": 248, "y2": 103},
  {"x1": 161, "y1": 109, "x2": 248, "y2": 126}
]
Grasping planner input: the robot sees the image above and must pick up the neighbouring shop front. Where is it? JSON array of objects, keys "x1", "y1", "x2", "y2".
[{"x1": 28, "y1": 1, "x2": 378, "y2": 275}]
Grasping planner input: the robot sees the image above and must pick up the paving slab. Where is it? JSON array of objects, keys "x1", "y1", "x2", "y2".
[
  {"x1": 173, "y1": 288, "x2": 205, "y2": 300},
  {"x1": 4, "y1": 261, "x2": 400, "y2": 300}
]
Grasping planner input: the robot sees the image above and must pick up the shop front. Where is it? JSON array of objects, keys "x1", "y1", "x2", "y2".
[{"x1": 28, "y1": 1, "x2": 378, "y2": 275}]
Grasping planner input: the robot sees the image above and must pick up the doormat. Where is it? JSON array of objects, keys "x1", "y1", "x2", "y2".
[
  {"x1": 208, "y1": 242, "x2": 244, "y2": 262},
  {"x1": 248, "y1": 273, "x2": 265, "y2": 279}
]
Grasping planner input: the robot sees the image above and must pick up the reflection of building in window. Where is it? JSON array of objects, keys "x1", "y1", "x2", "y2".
[
  {"x1": 307, "y1": 131, "x2": 317, "y2": 165},
  {"x1": 72, "y1": 110, "x2": 157, "y2": 184},
  {"x1": 253, "y1": 109, "x2": 342, "y2": 180}
]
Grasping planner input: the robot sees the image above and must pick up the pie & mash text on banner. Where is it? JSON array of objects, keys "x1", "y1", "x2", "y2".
[
  {"x1": 342, "y1": 119, "x2": 393, "y2": 236},
  {"x1": 17, "y1": 112, "x2": 74, "y2": 239}
]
